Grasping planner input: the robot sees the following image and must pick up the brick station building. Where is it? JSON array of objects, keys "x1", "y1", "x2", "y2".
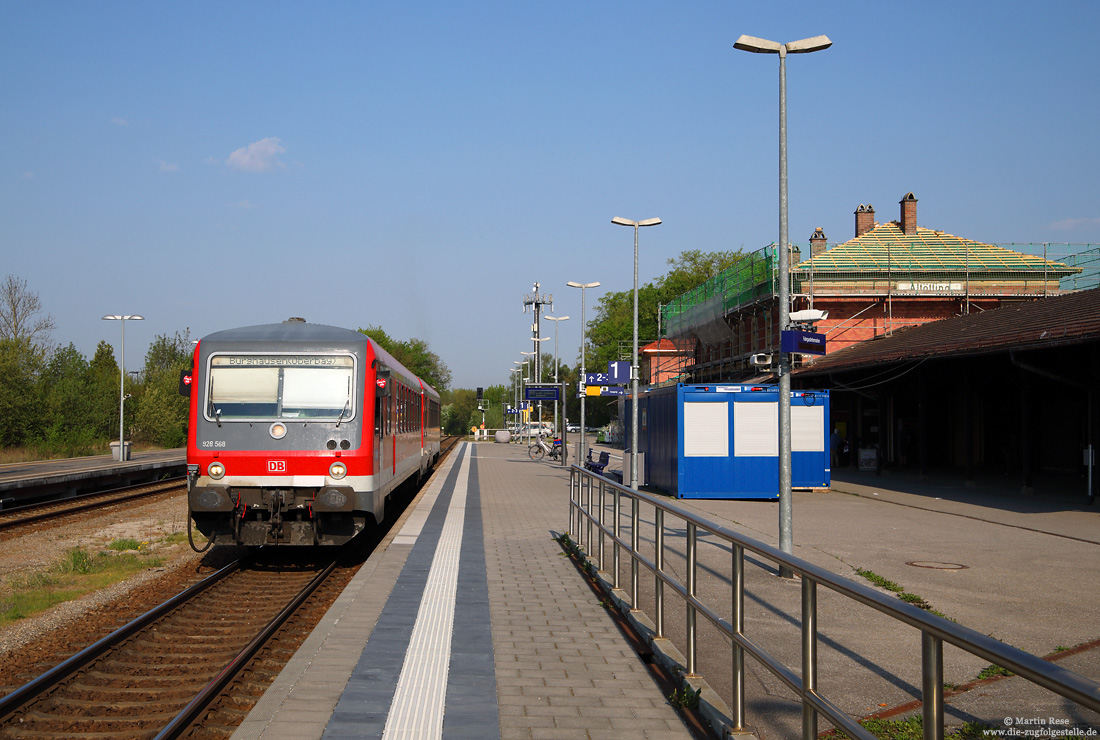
[
  {"x1": 663, "y1": 192, "x2": 1080, "y2": 382},
  {"x1": 794, "y1": 193, "x2": 1079, "y2": 356}
]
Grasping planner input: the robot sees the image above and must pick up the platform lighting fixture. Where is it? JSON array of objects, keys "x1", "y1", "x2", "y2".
[
  {"x1": 567, "y1": 281, "x2": 601, "y2": 465},
  {"x1": 611, "y1": 217, "x2": 661, "y2": 492},
  {"x1": 734, "y1": 33, "x2": 831, "y2": 578},
  {"x1": 545, "y1": 316, "x2": 569, "y2": 436},
  {"x1": 101, "y1": 314, "x2": 144, "y2": 461}
]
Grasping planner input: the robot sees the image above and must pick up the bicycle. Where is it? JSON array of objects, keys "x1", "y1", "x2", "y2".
[{"x1": 528, "y1": 436, "x2": 562, "y2": 461}]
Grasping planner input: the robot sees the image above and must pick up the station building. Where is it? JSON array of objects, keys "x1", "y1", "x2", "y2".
[{"x1": 655, "y1": 192, "x2": 1100, "y2": 489}]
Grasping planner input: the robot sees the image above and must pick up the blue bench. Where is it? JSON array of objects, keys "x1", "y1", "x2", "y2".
[{"x1": 585, "y1": 450, "x2": 610, "y2": 475}]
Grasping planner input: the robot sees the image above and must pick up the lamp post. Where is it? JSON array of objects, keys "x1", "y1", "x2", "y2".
[
  {"x1": 567, "y1": 281, "x2": 600, "y2": 466},
  {"x1": 520, "y1": 351, "x2": 537, "y2": 443},
  {"x1": 510, "y1": 366, "x2": 522, "y2": 435},
  {"x1": 611, "y1": 216, "x2": 661, "y2": 491},
  {"x1": 101, "y1": 314, "x2": 144, "y2": 461},
  {"x1": 734, "y1": 33, "x2": 831, "y2": 572},
  {"x1": 545, "y1": 315, "x2": 569, "y2": 434}
]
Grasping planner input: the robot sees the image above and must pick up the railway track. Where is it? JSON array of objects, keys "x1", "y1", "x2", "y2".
[
  {"x1": 0, "y1": 552, "x2": 339, "y2": 740},
  {"x1": 0, "y1": 478, "x2": 185, "y2": 535},
  {"x1": 0, "y1": 435, "x2": 464, "y2": 740}
]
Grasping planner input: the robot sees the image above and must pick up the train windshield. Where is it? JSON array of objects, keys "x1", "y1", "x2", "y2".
[{"x1": 206, "y1": 354, "x2": 355, "y2": 421}]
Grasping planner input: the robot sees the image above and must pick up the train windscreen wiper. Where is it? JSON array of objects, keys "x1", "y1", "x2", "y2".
[{"x1": 335, "y1": 399, "x2": 350, "y2": 428}]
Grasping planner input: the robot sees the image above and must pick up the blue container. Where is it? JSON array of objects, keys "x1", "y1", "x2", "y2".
[{"x1": 627, "y1": 384, "x2": 829, "y2": 499}]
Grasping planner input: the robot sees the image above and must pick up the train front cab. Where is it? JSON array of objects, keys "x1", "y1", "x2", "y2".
[{"x1": 186, "y1": 338, "x2": 375, "y2": 546}]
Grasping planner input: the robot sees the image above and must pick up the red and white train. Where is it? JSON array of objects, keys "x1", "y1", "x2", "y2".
[{"x1": 184, "y1": 320, "x2": 441, "y2": 546}]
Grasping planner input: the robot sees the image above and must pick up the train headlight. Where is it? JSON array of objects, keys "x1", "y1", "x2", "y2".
[
  {"x1": 208, "y1": 462, "x2": 226, "y2": 480},
  {"x1": 269, "y1": 422, "x2": 287, "y2": 440},
  {"x1": 329, "y1": 462, "x2": 347, "y2": 480}
]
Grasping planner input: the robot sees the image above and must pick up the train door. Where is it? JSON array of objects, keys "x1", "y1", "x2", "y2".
[{"x1": 376, "y1": 369, "x2": 393, "y2": 488}]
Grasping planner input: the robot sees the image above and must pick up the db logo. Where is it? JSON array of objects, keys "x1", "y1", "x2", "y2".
[{"x1": 268, "y1": 460, "x2": 287, "y2": 473}]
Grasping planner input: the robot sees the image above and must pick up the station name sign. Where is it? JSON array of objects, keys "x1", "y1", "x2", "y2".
[
  {"x1": 896, "y1": 282, "x2": 964, "y2": 293},
  {"x1": 780, "y1": 329, "x2": 826, "y2": 356}
]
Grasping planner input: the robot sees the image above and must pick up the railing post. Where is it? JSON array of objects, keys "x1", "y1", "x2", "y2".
[
  {"x1": 732, "y1": 543, "x2": 745, "y2": 730},
  {"x1": 597, "y1": 479, "x2": 605, "y2": 571},
  {"x1": 802, "y1": 577, "x2": 818, "y2": 740},
  {"x1": 612, "y1": 487, "x2": 620, "y2": 590},
  {"x1": 630, "y1": 496, "x2": 640, "y2": 609},
  {"x1": 686, "y1": 521, "x2": 697, "y2": 676},
  {"x1": 568, "y1": 470, "x2": 576, "y2": 540},
  {"x1": 922, "y1": 632, "x2": 944, "y2": 740},
  {"x1": 654, "y1": 507, "x2": 664, "y2": 637},
  {"x1": 584, "y1": 474, "x2": 592, "y2": 553}
]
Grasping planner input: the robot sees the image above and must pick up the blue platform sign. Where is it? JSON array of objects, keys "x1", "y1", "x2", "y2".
[
  {"x1": 525, "y1": 385, "x2": 560, "y2": 401},
  {"x1": 585, "y1": 372, "x2": 610, "y2": 385},
  {"x1": 608, "y1": 361, "x2": 631, "y2": 384},
  {"x1": 781, "y1": 329, "x2": 826, "y2": 355},
  {"x1": 601, "y1": 386, "x2": 627, "y2": 396}
]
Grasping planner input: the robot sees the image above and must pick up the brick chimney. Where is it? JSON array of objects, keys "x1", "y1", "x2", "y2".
[
  {"x1": 855, "y1": 204, "x2": 875, "y2": 237},
  {"x1": 899, "y1": 192, "x2": 918, "y2": 236},
  {"x1": 810, "y1": 227, "x2": 827, "y2": 257}
]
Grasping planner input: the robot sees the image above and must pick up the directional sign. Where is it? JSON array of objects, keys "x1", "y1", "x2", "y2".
[
  {"x1": 601, "y1": 386, "x2": 627, "y2": 396},
  {"x1": 781, "y1": 329, "x2": 827, "y2": 356},
  {"x1": 585, "y1": 372, "x2": 610, "y2": 385}
]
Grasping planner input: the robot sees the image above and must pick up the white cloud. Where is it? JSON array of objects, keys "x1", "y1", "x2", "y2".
[
  {"x1": 1050, "y1": 217, "x2": 1100, "y2": 231},
  {"x1": 226, "y1": 137, "x2": 286, "y2": 172},
  {"x1": 111, "y1": 117, "x2": 128, "y2": 127},
  {"x1": 155, "y1": 158, "x2": 179, "y2": 172}
]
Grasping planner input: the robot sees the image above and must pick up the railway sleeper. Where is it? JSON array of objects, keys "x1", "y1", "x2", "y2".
[{"x1": 190, "y1": 485, "x2": 366, "y2": 546}]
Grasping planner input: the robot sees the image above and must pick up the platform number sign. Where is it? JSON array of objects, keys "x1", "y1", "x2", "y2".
[{"x1": 608, "y1": 361, "x2": 631, "y2": 384}]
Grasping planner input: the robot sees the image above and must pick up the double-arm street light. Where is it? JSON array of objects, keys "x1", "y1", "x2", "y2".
[
  {"x1": 611, "y1": 216, "x2": 661, "y2": 491},
  {"x1": 567, "y1": 280, "x2": 600, "y2": 465},
  {"x1": 734, "y1": 33, "x2": 831, "y2": 574},
  {"x1": 545, "y1": 315, "x2": 569, "y2": 434},
  {"x1": 101, "y1": 314, "x2": 144, "y2": 461}
]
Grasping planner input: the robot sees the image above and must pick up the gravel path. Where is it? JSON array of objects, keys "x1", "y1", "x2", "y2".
[{"x1": 0, "y1": 490, "x2": 207, "y2": 658}]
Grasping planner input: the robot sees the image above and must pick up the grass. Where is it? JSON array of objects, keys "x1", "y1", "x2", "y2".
[
  {"x1": 854, "y1": 568, "x2": 952, "y2": 619},
  {"x1": 833, "y1": 715, "x2": 996, "y2": 740},
  {"x1": 0, "y1": 545, "x2": 166, "y2": 625}
]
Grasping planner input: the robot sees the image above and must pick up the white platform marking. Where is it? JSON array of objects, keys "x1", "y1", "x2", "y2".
[{"x1": 382, "y1": 443, "x2": 471, "y2": 739}]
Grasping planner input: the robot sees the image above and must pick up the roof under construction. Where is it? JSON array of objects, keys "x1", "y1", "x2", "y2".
[{"x1": 793, "y1": 287, "x2": 1100, "y2": 377}]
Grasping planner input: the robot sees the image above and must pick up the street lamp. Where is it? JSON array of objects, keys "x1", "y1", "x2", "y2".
[
  {"x1": 734, "y1": 33, "x2": 831, "y2": 573},
  {"x1": 611, "y1": 216, "x2": 661, "y2": 491},
  {"x1": 567, "y1": 280, "x2": 600, "y2": 466},
  {"x1": 101, "y1": 314, "x2": 144, "y2": 461},
  {"x1": 545, "y1": 315, "x2": 569, "y2": 434}
]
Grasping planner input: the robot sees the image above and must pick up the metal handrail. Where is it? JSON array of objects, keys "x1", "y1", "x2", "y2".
[{"x1": 568, "y1": 465, "x2": 1100, "y2": 740}]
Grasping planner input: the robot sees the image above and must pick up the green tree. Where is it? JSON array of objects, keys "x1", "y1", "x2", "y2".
[
  {"x1": 38, "y1": 343, "x2": 98, "y2": 454},
  {"x1": 0, "y1": 338, "x2": 44, "y2": 446},
  {"x1": 87, "y1": 341, "x2": 120, "y2": 440},
  {"x1": 584, "y1": 249, "x2": 745, "y2": 375},
  {"x1": 358, "y1": 325, "x2": 452, "y2": 391},
  {"x1": 133, "y1": 331, "x2": 193, "y2": 447},
  {"x1": 440, "y1": 388, "x2": 479, "y2": 435}
]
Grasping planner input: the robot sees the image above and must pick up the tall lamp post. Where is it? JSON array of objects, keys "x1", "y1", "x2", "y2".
[
  {"x1": 611, "y1": 216, "x2": 661, "y2": 491},
  {"x1": 101, "y1": 314, "x2": 144, "y2": 461},
  {"x1": 567, "y1": 281, "x2": 600, "y2": 466},
  {"x1": 734, "y1": 34, "x2": 831, "y2": 573},
  {"x1": 545, "y1": 315, "x2": 569, "y2": 434},
  {"x1": 520, "y1": 351, "x2": 537, "y2": 442}
]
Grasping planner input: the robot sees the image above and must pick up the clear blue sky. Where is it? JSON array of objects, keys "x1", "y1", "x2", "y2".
[{"x1": 3, "y1": 1, "x2": 1098, "y2": 390}]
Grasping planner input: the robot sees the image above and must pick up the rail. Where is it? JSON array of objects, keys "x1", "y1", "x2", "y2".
[{"x1": 567, "y1": 465, "x2": 1100, "y2": 740}]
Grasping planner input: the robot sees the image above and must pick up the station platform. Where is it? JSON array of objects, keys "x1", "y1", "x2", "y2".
[
  {"x1": 0, "y1": 449, "x2": 186, "y2": 503},
  {"x1": 231, "y1": 441, "x2": 697, "y2": 740}
]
